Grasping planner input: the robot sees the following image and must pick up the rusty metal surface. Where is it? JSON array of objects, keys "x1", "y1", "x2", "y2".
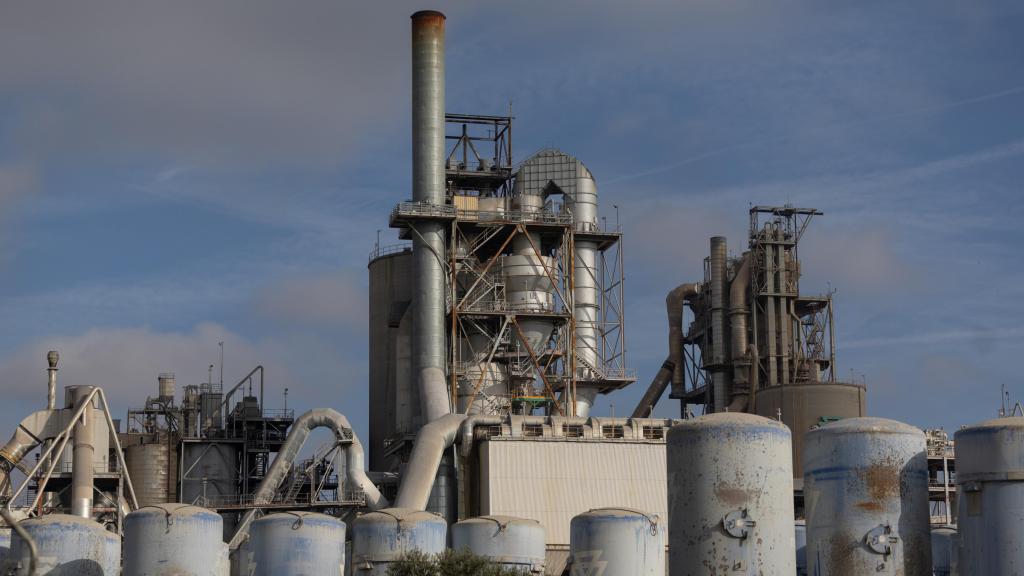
[
  {"x1": 804, "y1": 417, "x2": 931, "y2": 576},
  {"x1": 667, "y1": 412, "x2": 796, "y2": 575}
]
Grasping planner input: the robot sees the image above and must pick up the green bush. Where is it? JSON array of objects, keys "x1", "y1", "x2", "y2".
[{"x1": 387, "y1": 548, "x2": 528, "y2": 576}]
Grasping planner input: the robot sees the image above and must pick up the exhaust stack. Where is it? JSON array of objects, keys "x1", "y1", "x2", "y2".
[{"x1": 411, "y1": 10, "x2": 450, "y2": 423}]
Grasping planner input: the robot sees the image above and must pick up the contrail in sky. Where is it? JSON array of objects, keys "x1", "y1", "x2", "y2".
[{"x1": 605, "y1": 84, "x2": 1024, "y2": 184}]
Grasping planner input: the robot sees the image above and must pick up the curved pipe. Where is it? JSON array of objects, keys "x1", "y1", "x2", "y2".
[
  {"x1": 230, "y1": 408, "x2": 387, "y2": 549},
  {"x1": 0, "y1": 409, "x2": 64, "y2": 497},
  {"x1": 727, "y1": 253, "x2": 751, "y2": 413},
  {"x1": 666, "y1": 283, "x2": 702, "y2": 389},
  {"x1": 394, "y1": 413, "x2": 466, "y2": 510}
]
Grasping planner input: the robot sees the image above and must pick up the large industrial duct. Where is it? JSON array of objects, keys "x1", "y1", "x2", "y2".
[
  {"x1": 230, "y1": 409, "x2": 387, "y2": 549},
  {"x1": 631, "y1": 359, "x2": 675, "y2": 418},
  {"x1": 727, "y1": 253, "x2": 751, "y2": 413},
  {"x1": 411, "y1": 10, "x2": 451, "y2": 423},
  {"x1": 666, "y1": 283, "x2": 702, "y2": 391},
  {"x1": 512, "y1": 150, "x2": 603, "y2": 417},
  {"x1": 709, "y1": 236, "x2": 729, "y2": 412},
  {"x1": 394, "y1": 413, "x2": 466, "y2": 511}
]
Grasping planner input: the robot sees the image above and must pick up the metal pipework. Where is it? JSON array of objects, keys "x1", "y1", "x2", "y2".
[
  {"x1": 411, "y1": 10, "x2": 450, "y2": 423},
  {"x1": 709, "y1": 236, "x2": 729, "y2": 412},
  {"x1": 394, "y1": 413, "x2": 466, "y2": 511},
  {"x1": 631, "y1": 358, "x2": 675, "y2": 418},
  {"x1": 3, "y1": 386, "x2": 139, "y2": 514},
  {"x1": 230, "y1": 408, "x2": 387, "y2": 549},
  {"x1": 727, "y1": 253, "x2": 751, "y2": 412},
  {"x1": 70, "y1": 386, "x2": 96, "y2": 518},
  {"x1": 666, "y1": 283, "x2": 701, "y2": 390},
  {"x1": 45, "y1": 351, "x2": 58, "y2": 411},
  {"x1": 1, "y1": 508, "x2": 37, "y2": 576}
]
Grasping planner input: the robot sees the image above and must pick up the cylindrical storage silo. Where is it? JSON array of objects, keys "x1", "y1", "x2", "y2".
[
  {"x1": 569, "y1": 508, "x2": 664, "y2": 576},
  {"x1": 351, "y1": 508, "x2": 446, "y2": 575},
  {"x1": 931, "y1": 526, "x2": 956, "y2": 576},
  {"x1": 667, "y1": 413, "x2": 795, "y2": 575},
  {"x1": 8, "y1": 514, "x2": 120, "y2": 575},
  {"x1": 804, "y1": 417, "x2": 931, "y2": 575},
  {"x1": 955, "y1": 417, "x2": 1024, "y2": 574},
  {"x1": 125, "y1": 438, "x2": 176, "y2": 507},
  {"x1": 124, "y1": 503, "x2": 225, "y2": 576},
  {"x1": 795, "y1": 520, "x2": 807, "y2": 576},
  {"x1": 250, "y1": 511, "x2": 346, "y2": 575},
  {"x1": 451, "y1": 516, "x2": 545, "y2": 573}
]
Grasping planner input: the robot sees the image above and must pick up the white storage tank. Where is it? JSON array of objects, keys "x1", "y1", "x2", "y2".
[
  {"x1": 804, "y1": 417, "x2": 931, "y2": 575},
  {"x1": 931, "y1": 526, "x2": 956, "y2": 576},
  {"x1": 955, "y1": 416, "x2": 1024, "y2": 574},
  {"x1": 795, "y1": 520, "x2": 807, "y2": 576},
  {"x1": 250, "y1": 511, "x2": 346, "y2": 575},
  {"x1": 351, "y1": 508, "x2": 447, "y2": 575},
  {"x1": 569, "y1": 508, "x2": 664, "y2": 576},
  {"x1": 451, "y1": 516, "x2": 545, "y2": 573},
  {"x1": 8, "y1": 514, "x2": 120, "y2": 575},
  {"x1": 124, "y1": 503, "x2": 227, "y2": 576},
  {"x1": 666, "y1": 413, "x2": 796, "y2": 575}
]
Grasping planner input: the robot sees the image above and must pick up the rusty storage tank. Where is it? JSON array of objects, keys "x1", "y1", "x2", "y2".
[
  {"x1": 125, "y1": 434, "x2": 177, "y2": 506},
  {"x1": 124, "y1": 503, "x2": 228, "y2": 576},
  {"x1": 955, "y1": 416, "x2": 1024, "y2": 574},
  {"x1": 930, "y1": 526, "x2": 956, "y2": 576},
  {"x1": 569, "y1": 508, "x2": 665, "y2": 576},
  {"x1": 804, "y1": 417, "x2": 931, "y2": 575},
  {"x1": 753, "y1": 381, "x2": 866, "y2": 482},
  {"x1": 8, "y1": 514, "x2": 121, "y2": 575},
  {"x1": 351, "y1": 508, "x2": 446, "y2": 575},
  {"x1": 667, "y1": 413, "x2": 795, "y2": 575},
  {"x1": 795, "y1": 520, "x2": 807, "y2": 576},
  {"x1": 451, "y1": 515, "x2": 545, "y2": 573},
  {"x1": 250, "y1": 511, "x2": 346, "y2": 575}
]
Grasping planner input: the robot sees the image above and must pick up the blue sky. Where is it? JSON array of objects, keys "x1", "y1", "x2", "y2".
[{"x1": 1, "y1": 0, "x2": 1023, "y2": 441}]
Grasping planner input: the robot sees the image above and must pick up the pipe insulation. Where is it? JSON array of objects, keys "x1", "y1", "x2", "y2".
[
  {"x1": 411, "y1": 10, "x2": 451, "y2": 422},
  {"x1": 709, "y1": 237, "x2": 729, "y2": 412},
  {"x1": 727, "y1": 253, "x2": 751, "y2": 413},
  {"x1": 230, "y1": 409, "x2": 388, "y2": 549}
]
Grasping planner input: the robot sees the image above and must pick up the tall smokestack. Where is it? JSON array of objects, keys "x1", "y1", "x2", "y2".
[{"x1": 411, "y1": 10, "x2": 450, "y2": 422}]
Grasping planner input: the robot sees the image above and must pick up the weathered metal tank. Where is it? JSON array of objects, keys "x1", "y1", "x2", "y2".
[
  {"x1": 666, "y1": 412, "x2": 796, "y2": 575},
  {"x1": 795, "y1": 520, "x2": 807, "y2": 576},
  {"x1": 955, "y1": 416, "x2": 1024, "y2": 574},
  {"x1": 8, "y1": 514, "x2": 120, "y2": 575},
  {"x1": 125, "y1": 437, "x2": 177, "y2": 506},
  {"x1": 230, "y1": 538, "x2": 253, "y2": 576},
  {"x1": 250, "y1": 511, "x2": 346, "y2": 575},
  {"x1": 804, "y1": 417, "x2": 931, "y2": 575},
  {"x1": 123, "y1": 503, "x2": 228, "y2": 576},
  {"x1": 0, "y1": 527, "x2": 10, "y2": 570},
  {"x1": 451, "y1": 515, "x2": 545, "y2": 573},
  {"x1": 351, "y1": 508, "x2": 447, "y2": 575},
  {"x1": 568, "y1": 508, "x2": 664, "y2": 576},
  {"x1": 930, "y1": 526, "x2": 956, "y2": 576}
]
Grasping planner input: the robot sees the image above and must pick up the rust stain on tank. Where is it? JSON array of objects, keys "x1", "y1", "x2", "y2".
[
  {"x1": 861, "y1": 460, "x2": 900, "y2": 502},
  {"x1": 714, "y1": 485, "x2": 751, "y2": 507},
  {"x1": 856, "y1": 501, "x2": 883, "y2": 511}
]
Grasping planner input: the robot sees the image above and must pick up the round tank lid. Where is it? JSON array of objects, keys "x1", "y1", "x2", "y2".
[
  {"x1": 356, "y1": 507, "x2": 445, "y2": 524},
  {"x1": 456, "y1": 515, "x2": 541, "y2": 527},
  {"x1": 811, "y1": 416, "x2": 923, "y2": 437},
  {"x1": 256, "y1": 511, "x2": 344, "y2": 527},
  {"x1": 575, "y1": 507, "x2": 660, "y2": 522},
  {"x1": 23, "y1": 513, "x2": 112, "y2": 529},
  {"x1": 957, "y1": 416, "x2": 1024, "y2": 432},
  {"x1": 670, "y1": 411, "x2": 790, "y2": 432},
  {"x1": 128, "y1": 503, "x2": 220, "y2": 518}
]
